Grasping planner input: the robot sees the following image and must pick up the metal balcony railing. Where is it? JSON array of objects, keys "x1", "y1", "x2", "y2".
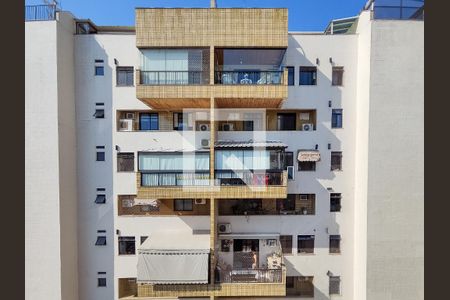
[
  {"x1": 141, "y1": 172, "x2": 210, "y2": 187},
  {"x1": 217, "y1": 268, "x2": 283, "y2": 283},
  {"x1": 25, "y1": 4, "x2": 57, "y2": 21},
  {"x1": 215, "y1": 71, "x2": 284, "y2": 85},
  {"x1": 215, "y1": 170, "x2": 285, "y2": 186},
  {"x1": 139, "y1": 71, "x2": 208, "y2": 85}
]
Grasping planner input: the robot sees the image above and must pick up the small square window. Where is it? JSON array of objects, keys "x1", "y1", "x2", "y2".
[
  {"x1": 331, "y1": 151, "x2": 342, "y2": 171},
  {"x1": 97, "y1": 277, "x2": 107, "y2": 287},
  {"x1": 332, "y1": 67, "x2": 344, "y2": 86},
  {"x1": 174, "y1": 199, "x2": 193, "y2": 211},
  {"x1": 329, "y1": 276, "x2": 341, "y2": 295},
  {"x1": 93, "y1": 109, "x2": 105, "y2": 119},
  {"x1": 299, "y1": 67, "x2": 317, "y2": 85},
  {"x1": 330, "y1": 193, "x2": 342, "y2": 212},
  {"x1": 95, "y1": 66, "x2": 104, "y2": 76},
  {"x1": 298, "y1": 235, "x2": 315, "y2": 254},
  {"x1": 95, "y1": 194, "x2": 106, "y2": 204},
  {"x1": 117, "y1": 153, "x2": 134, "y2": 172},
  {"x1": 329, "y1": 235, "x2": 341, "y2": 254},
  {"x1": 280, "y1": 235, "x2": 293, "y2": 254},
  {"x1": 116, "y1": 66, "x2": 134, "y2": 86},
  {"x1": 118, "y1": 236, "x2": 136, "y2": 255},
  {"x1": 95, "y1": 236, "x2": 106, "y2": 246},
  {"x1": 331, "y1": 109, "x2": 343, "y2": 128},
  {"x1": 96, "y1": 151, "x2": 105, "y2": 162}
]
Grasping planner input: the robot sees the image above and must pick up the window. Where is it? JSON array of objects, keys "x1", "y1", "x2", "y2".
[
  {"x1": 298, "y1": 276, "x2": 314, "y2": 297},
  {"x1": 287, "y1": 66, "x2": 295, "y2": 85},
  {"x1": 286, "y1": 276, "x2": 314, "y2": 297},
  {"x1": 329, "y1": 276, "x2": 341, "y2": 295},
  {"x1": 330, "y1": 193, "x2": 342, "y2": 212},
  {"x1": 286, "y1": 276, "x2": 295, "y2": 289},
  {"x1": 277, "y1": 194, "x2": 296, "y2": 212},
  {"x1": 298, "y1": 161, "x2": 316, "y2": 171},
  {"x1": 283, "y1": 152, "x2": 294, "y2": 180},
  {"x1": 116, "y1": 66, "x2": 134, "y2": 86},
  {"x1": 329, "y1": 235, "x2": 341, "y2": 254},
  {"x1": 221, "y1": 239, "x2": 232, "y2": 252},
  {"x1": 298, "y1": 235, "x2": 314, "y2": 254},
  {"x1": 95, "y1": 194, "x2": 106, "y2": 204},
  {"x1": 331, "y1": 151, "x2": 342, "y2": 171},
  {"x1": 96, "y1": 146, "x2": 105, "y2": 161},
  {"x1": 277, "y1": 113, "x2": 296, "y2": 130},
  {"x1": 94, "y1": 109, "x2": 105, "y2": 119},
  {"x1": 139, "y1": 236, "x2": 149, "y2": 245},
  {"x1": 118, "y1": 236, "x2": 136, "y2": 255},
  {"x1": 279, "y1": 235, "x2": 293, "y2": 254},
  {"x1": 299, "y1": 67, "x2": 317, "y2": 85},
  {"x1": 173, "y1": 112, "x2": 193, "y2": 131},
  {"x1": 332, "y1": 109, "x2": 343, "y2": 128},
  {"x1": 139, "y1": 113, "x2": 159, "y2": 131},
  {"x1": 117, "y1": 153, "x2": 135, "y2": 172},
  {"x1": 298, "y1": 194, "x2": 315, "y2": 215},
  {"x1": 95, "y1": 236, "x2": 106, "y2": 246},
  {"x1": 174, "y1": 199, "x2": 193, "y2": 211},
  {"x1": 332, "y1": 67, "x2": 344, "y2": 86},
  {"x1": 243, "y1": 120, "x2": 254, "y2": 131},
  {"x1": 97, "y1": 277, "x2": 107, "y2": 287},
  {"x1": 95, "y1": 66, "x2": 104, "y2": 76}
]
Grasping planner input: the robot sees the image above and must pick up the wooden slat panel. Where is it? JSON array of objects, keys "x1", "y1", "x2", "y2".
[
  {"x1": 136, "y1": 8, "x2": 288, "y2": 48},
  {"x1": 136, "y1": 173, "x2": 287, "y2": 199}
]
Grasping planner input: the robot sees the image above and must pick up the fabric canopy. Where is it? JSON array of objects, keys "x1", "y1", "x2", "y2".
[
  {"x1": 137, "y1": 231, "x2": 210, "y2": 284},
  {"x1": 297, "y1": 150, "x2": 321, "y2": 162}
]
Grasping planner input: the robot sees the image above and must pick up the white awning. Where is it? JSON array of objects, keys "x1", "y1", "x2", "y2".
[
  {"x1": 133, "y1": 198, "x2": 159, "y2": 206},
  {"x1": 137, "y1": 231, "x2": 210, "y2": 284},
  {"x1": 297, "y1": 150, "x2": 321, "y2": 162}
]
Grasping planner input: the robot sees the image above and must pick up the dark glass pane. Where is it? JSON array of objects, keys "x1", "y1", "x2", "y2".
[
  {"x1": 287, "y1": 66, "x2": 295, "y2": 85},
  {"x1": 277, "y1": 113, "x2": 296, "y2": 130},
  {"x1": 95, "y1": 66, "x2": 104, "y2": 76}
]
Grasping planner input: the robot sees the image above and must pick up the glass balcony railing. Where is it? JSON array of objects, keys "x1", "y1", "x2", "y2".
[
  {"x1": 215, "y1": 71, "x2": 284, "y2": 85},
  {"x1": 139, "y1": 71, "x2": 208, "y2": 85},
  {"x1": 215, "y1": 170, "x2": 285, "y2": 186},
  {"x1": 141, "y1": 172, "x2": 210, "y2": 187},
  {"x1": 25, "y1": 4, "x2": 57, "y2": 21}
]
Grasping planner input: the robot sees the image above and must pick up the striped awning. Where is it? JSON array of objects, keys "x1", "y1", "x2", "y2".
[
  {"x1": 297, "y1": 150, "x2": 321, "y2": 162},
  {"x1": 215, "y1": 140, "x2": 287, "y2": 149}
]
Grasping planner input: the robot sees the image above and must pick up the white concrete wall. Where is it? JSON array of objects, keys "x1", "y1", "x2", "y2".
[
  {"x1": 25, "y1": 11, "x2": 78, "y2": 300},
  {"x1": 56, "y1": 12, "x2": 79, "y2": 300},
  {"x1": 26, "y1": 18, "x2": 62, "y2": 300},
  {"x1": 365, "y1": 19, "x2": 424, "y2": 300},
  {"x1": 352, "y1": 10, "x2": 372, "y2": 300}
]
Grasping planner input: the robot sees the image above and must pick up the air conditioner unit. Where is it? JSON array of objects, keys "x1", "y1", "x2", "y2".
[
  {"x1": 201, "y1": 139, "x2": 210, "y2": 148},
  {"x1": 222, "y1": 123, "x2": 234, "y2": 131},
  {"x1": 199, "y1": 123, "x2": 210, "y2": 131},
  {"x1": 125, "y1": 112, "x2": 135, "y2": 119},
  {"x1": 218, "y1": 223, "x2": 232, "y2": 234},
  {"x1": 119, "y1": 119, "x2": 133, "y2": 131},
  {"x1": 194, "y1": 199, "x2": 206, "y2": 205},
  {"x1": 302, "y1": 123, "x2": 314, "y2": 131}
]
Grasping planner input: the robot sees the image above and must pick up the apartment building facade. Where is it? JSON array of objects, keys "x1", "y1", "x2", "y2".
[{"x1": 25, "y1": 1, "x2": 424, "y2": 300}]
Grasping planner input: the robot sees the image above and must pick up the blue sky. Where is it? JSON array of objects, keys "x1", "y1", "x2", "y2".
[{"x1": 26, "y1": 0, "x2": 367, "y2": 31}]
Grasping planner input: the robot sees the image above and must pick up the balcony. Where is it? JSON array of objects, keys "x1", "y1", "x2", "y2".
[
  {"x1": 136, "y1": 69, "x2": 288, "y2": 109},
  {"x1": 136, "y1": 171, "x2": 288, "y2": 199}
]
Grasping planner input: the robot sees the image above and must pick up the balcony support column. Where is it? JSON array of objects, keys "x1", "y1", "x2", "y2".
[
  {"x1": 210, "y1": 46, "x2": 215, "y2": 85},
  {"x1": 209, "y1": 197, "x2": 218, "y2": 284}
]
